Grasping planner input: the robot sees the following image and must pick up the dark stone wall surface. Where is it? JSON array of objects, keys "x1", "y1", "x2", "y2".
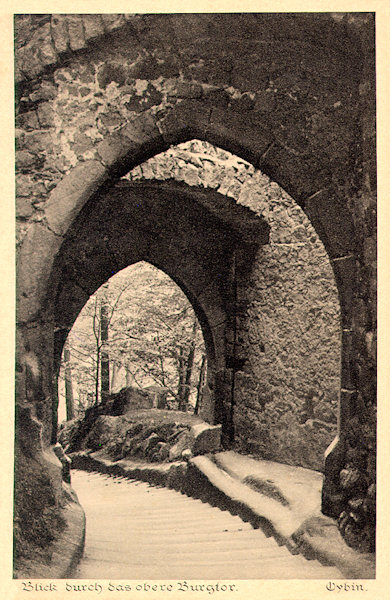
[{"x1": 14, "y1": 13, "x2": 376, "y2": 565}]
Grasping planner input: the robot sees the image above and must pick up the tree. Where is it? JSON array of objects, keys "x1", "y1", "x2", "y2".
[
  {"x1": 179, "y1": 319, "x2": 198, "y2": 410},
  {"x1": 194, "y1": 354, "x2": 207, "y2": 415},
  {"x1": 58, "y1": 262, "x2": 206, "y2": 419},
  {"x1": 99, "y1": 295, "x2": 110, "y2": 400}
]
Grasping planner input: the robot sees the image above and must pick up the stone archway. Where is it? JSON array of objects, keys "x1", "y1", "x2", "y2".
[
  {"x1": 50, "y1": 177, "x2": 270, "y2": 445},
  {"x1": 17, "y1": 102, "x2": 356, "y2": 515},
  {"x1": 15, "y1": 15, "x2": 376, "y2": 565}
]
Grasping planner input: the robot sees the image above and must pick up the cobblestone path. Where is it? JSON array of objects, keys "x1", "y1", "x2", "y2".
[{"x1": 71, "y1": 469, "x2": 343, "y2": 580}]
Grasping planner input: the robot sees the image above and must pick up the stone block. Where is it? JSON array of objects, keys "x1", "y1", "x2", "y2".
[
  {"x1": 167, "y1": 463, "x2": 187, "y2": 490},
  {"x1": 259, "y1": 142, "x2": 328, "y2": 204},
  {"x1": 340, "y1": 467, "x2": 368, "y2": 497},
  {"x1": 37, "y1": 103, "x2": 55, "y2": 129},
  {"x1": 125, "y1": 83, "x2": 163, "y2": 113},
  {"x1": 305, "y1": 189, "x2": 356, "y2": 259},
  {"x1": 15, "y1": 46, "x2": 38, "y2": 79},
  {"x1": 208, "y1": 106, "x2": 273, "y2": 167},
  {"x1": 97, "y1": 63, "x2": 127, "y2": 89},
  {"x1": 18, "y1": 23, "x2": 57, "y2": 76},
  {"x1": 53, "y1": 443, "x2": 72, "y2": 483},
  {"x1": 71, "y1": 131, "x2": 95, "y2": 156},
  {"x1": 141, "y1": 433, "x2": 161, "y2": 457},
  {"x1": 17, "y1": 222, "x2": 63, "y2": 322},
  {"x1": 196, "y1": 286, "x2": 227, "y2": 330},
  {"x1": 85, "y1": 416, "x2": 119, "y2": 451},
  {"x1": 156, "y1": 100, "x2": 212, "y2": 146},
  {"x1": 169, "y1": 431, "x2": 192, "y2": 461},
  {"x1": 14, "y1": 63, "x2": 26, "y2": 83},
  {"x1": 190, "y1": 423, "x2": 222, "y2": 455},
  {"x1": 51, "y1": 15, "x2": 70, "y2": 54},
  {"x1": 101, "y1": 14, "x2": 127, "y2": 32},
  {"x1": 331, "y1": 256, "x2": 357, "y2": 329},
  {"x1": 66, "y1": 15, "x2": 86, "y2": 51},
  {"x1": 37, "y1": 26, "x2": 58, "y2": 67},
  {"x1": 18, "y1": 25, "x2": 54, "y2": 73},
  {"x1": 96, "y1": 113, "x2": 163, "y2": 173},
  {"x1": 16, "y1": 110, "x2": 39, "y2": 131},
  {"x1": 44, "y1": 160, "x2": 107, "y2": 236},
  {"x1": 22, "y1": 131, "x2": 53, "y2": 155},
  {"x1": 15, "y1": 150, "x2": 41, "y2": 171},
  {"x1": 29, "y1": 81, "x2": 57, "y2": 102},
  {"x1": 82, "y1": 15, "x2": 105, "y2": 41},
  {"x1": 15, "y1": 129, "x2": 25, "y2": 150},
  {"x1": 156, "y1": 442, "x2": 170, "y2": 461},
  {"x1": 126, "y1": 56, "x2": 161, "y2": 81},
  {"x1": 202, "y1": 88, "x2": 231, "y2": 109},
  {"x1": 167, "y1": 81, "x2": 203, "y2": 100},
  {"x1": 16, "y1": 196, "x2": 34, "y2": 219}
]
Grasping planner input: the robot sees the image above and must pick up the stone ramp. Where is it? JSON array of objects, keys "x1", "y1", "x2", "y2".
[{"x1": 71, "y1": 469, "x2": 343, "y2": 580}]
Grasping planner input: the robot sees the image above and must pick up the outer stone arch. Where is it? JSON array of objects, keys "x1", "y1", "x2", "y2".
[{"x1": 28, "y1": 100, "x2": 357, "y2": 327}]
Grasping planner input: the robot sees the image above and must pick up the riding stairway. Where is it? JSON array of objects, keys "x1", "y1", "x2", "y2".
[{"x1": 71, "y1": 469, "x2": 344, "y2": 580}]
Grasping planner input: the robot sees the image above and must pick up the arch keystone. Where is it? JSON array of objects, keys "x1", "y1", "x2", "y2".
[{"x1": 156, "y1": 100, "x2": 212, "y2": 146}]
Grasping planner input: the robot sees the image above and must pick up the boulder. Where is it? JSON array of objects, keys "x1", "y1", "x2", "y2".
[
  {"x1": 141, "y1": 433, "x2": 161, "y2": 457},
  {"x1": 190, "y1": 423, "x2": 222, "y2": 455},
  {"x1": 155, "y1": 442, "x2": 170, "y2": 461},
  {"x1": 169, "y1": 430, "x2": 192, "y2": 460},
  {"x1": 85, "y1": 415, "x2": 119, "y2": 451},
  {"x1": 52, "y1": 442, "x2": 72, "y2": 483}
]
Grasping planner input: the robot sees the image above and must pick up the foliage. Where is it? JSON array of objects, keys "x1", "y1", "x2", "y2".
[{"x1": 58, "y1": 262, "x2": 206, "y2": 419}]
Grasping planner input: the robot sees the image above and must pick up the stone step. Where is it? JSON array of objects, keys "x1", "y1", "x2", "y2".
[
  {"x1": 71, "y1": 470, "x2": 343, "y2": 580},
  {"x1": 85, "y1": 529, "x2": 277, "y2": 545}
]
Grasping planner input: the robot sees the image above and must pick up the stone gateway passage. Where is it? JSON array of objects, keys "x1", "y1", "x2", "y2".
[
  {"x1": 14, "y1": 14, "x2": 376, "y2": 577},
  {"x1": 71, "y1": 470, "x2": 342, "y2": 579}
]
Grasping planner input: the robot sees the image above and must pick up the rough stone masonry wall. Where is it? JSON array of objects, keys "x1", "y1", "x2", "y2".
[
  {"x1": 14, "y1": 14, "x2": 376, "y2": 558},
  {"x1": 331, "y1": 14, "x2": 376, "y2": 554},
  {"x1": 126, "y1": 141, "x2": 341, "y2": 471}
]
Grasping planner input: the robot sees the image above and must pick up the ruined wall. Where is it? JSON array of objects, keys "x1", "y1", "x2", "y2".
[{"x1": 15, "y1": 13, "x2": 376, "y2": 561}]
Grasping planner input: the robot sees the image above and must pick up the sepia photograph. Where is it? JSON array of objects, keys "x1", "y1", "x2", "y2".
[{"x1": 7, "y1": 6, "x2": 383, "y2": 596}]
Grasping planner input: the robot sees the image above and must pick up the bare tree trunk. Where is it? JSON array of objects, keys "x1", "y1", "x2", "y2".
[
  {"x1": 110, "y1": 362, "x2": 119, "y2": 392},
  {"x1": 194, "y1": 354, "x2": 207, "y2": 415},
  {"x1": 182, "y1": 345, "x2": 195, "y2": 409},
  {"x1": 177, "y1": 345, "x2": 185, "y2": 407},
  {"x1": 181, "y1": 320, "x2": 198, "y2": 410},
  {"x1": 95, "y1": 346, "x2": 100, "y2": 406},
  {"x1": 100, "y1": 301, "x2": 110, "y2": 401},
  {"x1": 125, "y1": 366, "x2": 132, "y2": 387},
  {"x1": 64, "y1": 344, "x2": 75, "y2": 421}
]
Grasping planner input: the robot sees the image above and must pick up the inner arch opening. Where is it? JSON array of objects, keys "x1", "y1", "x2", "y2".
[{"x1": 57, "y1": 261, "x2": 207, "y2": 423}]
